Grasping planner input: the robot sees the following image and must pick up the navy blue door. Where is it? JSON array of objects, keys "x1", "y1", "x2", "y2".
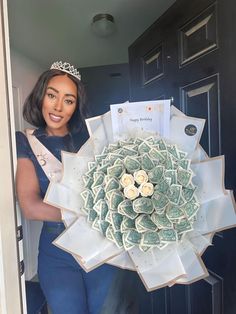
[{"x1": 128, "y1": 0, "x2": 236, "y2": 313}]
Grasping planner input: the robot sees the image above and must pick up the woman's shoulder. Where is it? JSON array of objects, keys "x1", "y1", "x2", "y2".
[
  {"x1": 15, "y1": 129, "x2": 34, "y2": 158},
  {"x1": 15, "y1": 130, "x2": 27, "y2": 143}
]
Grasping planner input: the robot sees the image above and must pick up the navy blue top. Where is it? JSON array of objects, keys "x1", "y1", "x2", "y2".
[{"x1": 16, "y1": 127, "x2": 89, "y2": 199}]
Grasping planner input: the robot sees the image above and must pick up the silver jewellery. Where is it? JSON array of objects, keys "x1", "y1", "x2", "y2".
[{"x1": 50, "y1": 61, "x2": 81, "y2": 81}]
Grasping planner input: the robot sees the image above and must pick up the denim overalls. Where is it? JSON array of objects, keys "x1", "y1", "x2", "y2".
[{"x1": 16, "y1": 128, "x2": 117, "y2": 314}]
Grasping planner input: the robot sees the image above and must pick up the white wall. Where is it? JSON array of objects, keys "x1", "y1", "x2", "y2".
[
  {"x1": 11, "y1": 50, "x2": 44, "y2": 280},
  {"x1": 11, "y1": 50, "x2": 44, "y2": 105}
]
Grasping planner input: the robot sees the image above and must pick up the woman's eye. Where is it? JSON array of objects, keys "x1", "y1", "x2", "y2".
[
  {"x1": 47, "y1": 93, "x2": 55, "y2": 99},
  {"x1": 65, "y1": 99, "x2": 74, "y2": 105}
]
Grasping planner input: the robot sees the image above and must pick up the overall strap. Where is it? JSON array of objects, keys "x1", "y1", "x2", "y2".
[{"x1": 25, "y1": 128, "x2": 62, "y2": 182}]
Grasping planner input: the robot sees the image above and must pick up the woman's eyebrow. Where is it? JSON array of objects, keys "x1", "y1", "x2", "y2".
[
  {"x1": 65, "y1": 93, "x2": 76, "y2": 99},
  {"x1": 47, "y1": 87, "x2": 76, "y2": 99},
  {"x1": 47, "y1": 86, "x2": 59, "y2": 93}
]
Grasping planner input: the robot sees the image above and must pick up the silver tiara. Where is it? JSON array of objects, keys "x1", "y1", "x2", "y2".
[{"x1": 50, "y1": 61, "x2": 81, "y2": 81}]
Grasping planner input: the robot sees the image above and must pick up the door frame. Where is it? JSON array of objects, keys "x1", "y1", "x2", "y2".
[{"x1": 0, "y1": 0, "x2": 23, "y2": 312}]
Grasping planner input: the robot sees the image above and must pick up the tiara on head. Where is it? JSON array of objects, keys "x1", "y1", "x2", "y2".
[{"x1": 50, "y1": 61, "x2": 81, "y2": 81}]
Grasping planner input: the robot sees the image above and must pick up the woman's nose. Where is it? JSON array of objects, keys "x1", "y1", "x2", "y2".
[{"x1": 54, "y1": 99, "x2": 63, "y2": 111}]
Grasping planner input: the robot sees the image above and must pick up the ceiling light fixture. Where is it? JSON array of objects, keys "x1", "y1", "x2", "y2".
[{"x1": 91, "y1": 13, "x2": 116, "y2": 37}]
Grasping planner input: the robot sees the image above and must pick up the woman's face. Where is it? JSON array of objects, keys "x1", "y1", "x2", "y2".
[{"x1": 42, "y1": 74, "x2": 77, "y2": 136}]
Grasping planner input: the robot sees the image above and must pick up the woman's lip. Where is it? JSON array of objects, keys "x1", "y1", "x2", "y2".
[{"x1": 49, "y1": 113, "x2": 63, "y2": 122}]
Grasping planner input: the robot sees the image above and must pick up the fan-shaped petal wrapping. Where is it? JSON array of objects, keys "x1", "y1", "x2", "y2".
[
  {"x1": 107, "y1": 251, "x2": 136, "y2": 270},
  {"x1": 54, "y1": 216, "x2": 123, "y2": 271},
  {"x1": 128, "y1": 245, "x2": 186, "y2": 291},
  {"x1": 45, "y1": 105, "x2": 236, "y2": 291}
]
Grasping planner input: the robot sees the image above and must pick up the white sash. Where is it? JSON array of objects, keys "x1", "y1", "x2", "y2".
[{"x1": 25, "y1": 128, "x2": 62, "y2": 182}]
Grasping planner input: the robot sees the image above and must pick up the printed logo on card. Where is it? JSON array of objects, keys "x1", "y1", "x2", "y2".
[
  {"x1": 146, "y1": 105, "x2": 153, "y2": 112},
  {"x1": 185, "y1": 124, "x2": 197, "y2": 136}
]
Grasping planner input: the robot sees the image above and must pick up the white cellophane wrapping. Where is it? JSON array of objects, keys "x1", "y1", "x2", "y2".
[{"x1": 44, "y1": 105, "x2": 236, "y2": 291}]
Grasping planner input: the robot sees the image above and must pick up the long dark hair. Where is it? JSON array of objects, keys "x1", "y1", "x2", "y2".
[{"x1": 23, "y1": 69, "x2": 89, "y2": 132}]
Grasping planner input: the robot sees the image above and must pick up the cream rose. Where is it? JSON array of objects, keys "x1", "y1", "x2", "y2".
[
  {"x1": 134, "y1": 170, "x2": 148, "y2": 185},
  {"x1": 120, "y1": 173, "x2": 135, "y2": 188},
  {"x1": 139, "y1": 182, "x2": 154, "y2": 197},
  {"x1": 124, "y1": 185, "x2": 139, "y2": 200}
]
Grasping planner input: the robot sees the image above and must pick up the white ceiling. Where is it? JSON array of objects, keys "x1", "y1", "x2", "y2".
[{"x1": 7, "y1": 0, "x2": 176, "y2": 69}]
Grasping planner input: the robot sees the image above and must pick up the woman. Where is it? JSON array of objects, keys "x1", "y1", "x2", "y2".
[{"x1": 16, "y1": 61, "x2": 116, "y2": 314}]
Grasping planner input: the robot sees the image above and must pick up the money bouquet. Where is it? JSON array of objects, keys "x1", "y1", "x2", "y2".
[
  {"x1": 81, "y1": 136, "x2": 199, "y2": 253},
  {"x1": 45, "y1": 101, "x2": 236, "y2": 291}
]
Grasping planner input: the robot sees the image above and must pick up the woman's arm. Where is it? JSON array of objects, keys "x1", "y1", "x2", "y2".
[{"x1": 16, "y1": 158, "x2": 62, "y2": 221}]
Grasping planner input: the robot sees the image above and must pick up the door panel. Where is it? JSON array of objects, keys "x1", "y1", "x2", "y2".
[
  {"x1": 142, "y1": 44, "x2": 164, "y2": 85},
  {"x1": 169, "y1": 276, "x2": 223, "y2": 314},
  {"x1": 128, "y1": 0, "x2": 236, "y2": 313},
  {"x1": 180, "y1": 74, "x2": 220, "y2": 157},
  {"x1": 179, "y1": 3, "x2": 218, "y2": 67},
  {"x1": 190, "y1": 275, "x2": 222, "y2": 314}
]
